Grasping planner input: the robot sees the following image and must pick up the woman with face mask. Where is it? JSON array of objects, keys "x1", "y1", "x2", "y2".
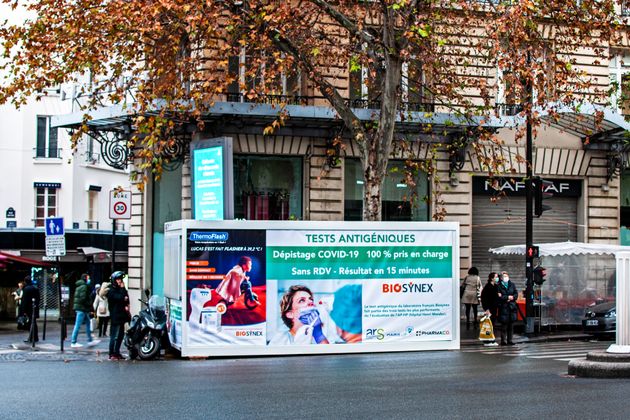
[
  {"x1": 497, "y1": 271, "x2": 519, "y2": 346},
  {"x1": 480, "y1": 272, "x2": 499, "y2": 346}
]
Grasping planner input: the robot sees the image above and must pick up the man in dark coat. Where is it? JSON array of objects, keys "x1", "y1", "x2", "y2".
[
  {"x1": 19, "y1": 275, "x2": 40, "y2": 343},
  {"x1": 107, "y1": 271, "x2": 130, "y2": 360},
  {"x1": 70, "y1": 274, "x2": 100, "y2": 348},
  {"x1": 497, "y1": 271, "x2": 519, "y2": 346}
]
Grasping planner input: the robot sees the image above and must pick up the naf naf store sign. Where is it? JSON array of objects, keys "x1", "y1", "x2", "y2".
[{"x1": 472, "y1": 177, "x2": 582, "y2": 197}]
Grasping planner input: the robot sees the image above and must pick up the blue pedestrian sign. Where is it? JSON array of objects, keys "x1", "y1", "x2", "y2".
[{"x1": 45, "y1": 217, "x2": 65, "y2": 236}]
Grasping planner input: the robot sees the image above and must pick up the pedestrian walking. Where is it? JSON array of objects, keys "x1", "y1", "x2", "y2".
[
  {"x1": 460, "y1": 267, "x2": 482, "y2": 329},
  {"x1": 93, "y1": 283, "x2": 110, "y2": 337},
  {"x1": 497, "y1": 271, "x2": 519, "y2": 346},
  {"x1": 19, "y1": 275, "x2": 40, "y2": 343},
  {"x1": 107, "y1": 271, "x2": 130, "y2": 360},
  {"x1": 70, "y1": 273, "x2": 100, "y2": 348},
  {"x1": 12, "y1": 281, "x2": 24, "y2": 318},
  {"x1": 480, "y1": 272, "x2": 499, "y2": 346}
]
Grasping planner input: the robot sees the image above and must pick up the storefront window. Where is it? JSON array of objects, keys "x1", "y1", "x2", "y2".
[
  {"x1": 344, "y1": 159, "x2": 429, "y2": 221},
  {"x1": 234, "y1": 156, "x2": 303, "y2": 220},
  {"x1": 152, "y1": 165, "x2": 182, "y2": 296}
]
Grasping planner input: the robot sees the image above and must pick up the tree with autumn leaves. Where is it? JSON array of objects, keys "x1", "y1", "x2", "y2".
[{"x1": 0, "y1": 0, "x2": 623, "y2": 220}]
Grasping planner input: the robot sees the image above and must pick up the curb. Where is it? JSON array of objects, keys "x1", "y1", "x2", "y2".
[{"x1": 568, "y1": 351, "x2": 630, "y2": 378}]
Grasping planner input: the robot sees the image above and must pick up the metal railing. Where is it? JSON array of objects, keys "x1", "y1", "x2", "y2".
[
  {"x1": 221, "y1": 93, "x2": 524, "y2": 117},
  {"x1": 222, "y1": 93, "x2": 436, "y2": 112},
  {"x1": 33, "y1": 148, "x2": 62, "y2": 159},
  {"x1": 85, "y1": 220, "x2": 99, "y2": 230},
  {"x1": 85, "y1": 152, "x2": 101, "y2": 165},
  {"x1": 497, "y1": 103, "x2": 524, "y2": 116}
]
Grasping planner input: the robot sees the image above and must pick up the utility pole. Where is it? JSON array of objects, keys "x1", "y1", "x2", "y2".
[{"x1": 525, "y1": 51, "x2": 535, "y2": 335}]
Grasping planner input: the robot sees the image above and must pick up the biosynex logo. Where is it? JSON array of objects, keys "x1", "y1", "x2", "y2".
[
  {"x1": 235, "y1": 330, "x2": 263, "y2": 337},
  {"x1": 382, "y1": 282, "x2": 433, "y2": 293},
  {"x1": 189, "y1": 231, "x2": 229, "y2": 243}
]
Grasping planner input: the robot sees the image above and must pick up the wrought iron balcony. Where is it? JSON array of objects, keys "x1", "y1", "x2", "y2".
[{"x1": 222, "y1": 93, "x2": 436, "y2": 113}]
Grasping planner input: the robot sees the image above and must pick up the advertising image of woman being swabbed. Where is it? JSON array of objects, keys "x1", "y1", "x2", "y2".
[{"x1": 268, "y1": 282, "x2": 363, "y2": 345}]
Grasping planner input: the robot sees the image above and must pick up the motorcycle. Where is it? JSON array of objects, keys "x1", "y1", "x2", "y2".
[{"x1": 124, "y1": 290, "x2": 169, "y2": 360}]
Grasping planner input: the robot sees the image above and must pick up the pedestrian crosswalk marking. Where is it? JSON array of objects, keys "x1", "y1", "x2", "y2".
[{"x1": 463, "y1": 340, "x2": 612, "y2": 362}]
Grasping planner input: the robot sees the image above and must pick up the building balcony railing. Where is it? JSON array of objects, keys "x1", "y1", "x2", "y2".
[
  {"x1": 33, "y1": 148, "x2": 62, "y2": 159},
  {"x1": 85, "y1": 220, "x2": 99, "y2": 230},
  {"x1": 497, "y1": 103, "x2": 524, "y2": 116},
  {"x1": 221, "y1": 93, "x2": 437, "y2": 113},
  {"x1": 85, "y1": 152, "x2": 101, "y2": 165}
]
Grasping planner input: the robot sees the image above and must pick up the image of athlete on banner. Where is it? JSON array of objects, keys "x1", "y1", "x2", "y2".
[
  {"x1": 268, "y1": 281, "x2": 362, "y2": 345},
  {"x1": 186, "y1": 229, "x2": 266, "y2": 346}
]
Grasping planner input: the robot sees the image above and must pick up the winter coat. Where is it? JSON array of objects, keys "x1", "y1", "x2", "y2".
[
  {"x1": 73, "y1": 279, "x2": 92, "y2": 313},
  {"x1": 107, "y1": 284, "x2": 130, "y2": 324},
  {"x1": 480, "y1": 282, "x2": 498, "y2": 318},
  {"x1": 460, "y1": 274, "x2": 481, "y2": 304},
  {"x1": 19, "y1": 284, "x2": 40, "y2": 319},
  {"x1": 497, "y1": 280, "x2": 519, "y2": 323},
  {"x1": 93, "y1": 294, "x2": 110, "y2": 318}
]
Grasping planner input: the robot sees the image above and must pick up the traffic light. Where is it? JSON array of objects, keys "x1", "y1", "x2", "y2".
[
  {"x1": 534, "y1": 177, "x2": 553, "y2": 217},
  {"x1": 533, "y1": 265, "x2": 547, "y2": 285},
  {"x1": 526, "y1": 245, "x2": 539, "y2": 259}
]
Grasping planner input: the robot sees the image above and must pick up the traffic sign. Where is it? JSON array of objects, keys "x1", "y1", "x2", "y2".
[
  {"x1": 45, "y1": 217, "x2": 65, "y2": 236},
  {"x1": 45, "y1": 235, "x2": 66, "y2": 257},
  {"x1": 110, "y1": 189, "x2": 131, "y2": 219}
]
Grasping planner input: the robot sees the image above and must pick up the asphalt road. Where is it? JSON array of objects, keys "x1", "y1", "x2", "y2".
[{"x1": 2, "y1": 349, "x2": 629, "y2": 419}]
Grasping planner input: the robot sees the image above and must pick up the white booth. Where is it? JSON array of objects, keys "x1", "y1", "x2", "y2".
[{"x1": 163, "y1": 220, "x2": 460, "y2": 357}]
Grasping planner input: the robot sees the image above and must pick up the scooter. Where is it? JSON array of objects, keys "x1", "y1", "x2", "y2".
[{"x1": 124, "y1": 290, "x2": 169, "y2": 360}]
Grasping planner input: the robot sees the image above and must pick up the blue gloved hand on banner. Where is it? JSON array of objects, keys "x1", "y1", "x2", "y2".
[{"x1": 298, "y1": 308, "x2": 326, "y2": 343}]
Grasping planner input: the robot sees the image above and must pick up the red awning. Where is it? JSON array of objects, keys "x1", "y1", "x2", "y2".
[{"x1": 0, "y1": 251, "x2": 53, "y2": 267}]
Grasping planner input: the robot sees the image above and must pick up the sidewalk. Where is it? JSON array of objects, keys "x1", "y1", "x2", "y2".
[
  {"x1": 2, "y1": 318, "x2": 594, "y2": 356},
  {"x1": 459, "y1": 320, "x2": 592, "y2": 347},
  {"x1": 0, "y1": 319, "x2": 110, "y2": 356}
]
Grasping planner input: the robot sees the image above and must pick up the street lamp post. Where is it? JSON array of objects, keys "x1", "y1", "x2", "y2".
[{"x1": 525, "y1": 51, "x2": 535, "y2": 335}]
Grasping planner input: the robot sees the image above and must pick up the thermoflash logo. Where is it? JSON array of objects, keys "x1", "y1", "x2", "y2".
[
  {"x1": 382, "y1": 282, "x2": 434, "y2": 293},
  {"x1": 189, "y1": 231, "x2": 229, "y2": 243}
]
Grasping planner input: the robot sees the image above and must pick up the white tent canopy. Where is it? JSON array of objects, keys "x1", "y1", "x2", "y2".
[{"x1": 489, "y1": 241, "x2": 630, "y2": 257}]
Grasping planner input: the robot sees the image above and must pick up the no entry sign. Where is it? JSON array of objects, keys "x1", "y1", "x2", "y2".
[{"x1": 110, "y1": 189, "x2": 131, "y2": 219}]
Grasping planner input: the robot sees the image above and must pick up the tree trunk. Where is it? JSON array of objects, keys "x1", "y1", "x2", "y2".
[{"x1": 361, "y1": 25, "x2": 402, "y2": 221}]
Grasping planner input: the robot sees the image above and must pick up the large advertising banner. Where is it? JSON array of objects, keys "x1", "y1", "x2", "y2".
[
  {"x1": 172, "y1": 220, "x2": 459, "y2": 356},
  {"x1": 185, "y1": 229, "x2": 266, "y2": 346},
  {"x1": 266, "y1": 230, "x2": 453, "y2": 345}
]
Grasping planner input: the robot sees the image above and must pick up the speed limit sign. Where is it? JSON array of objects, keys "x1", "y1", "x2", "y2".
[{"x1": 109, "y1": 189, "x2": 131, "y2": 219}]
